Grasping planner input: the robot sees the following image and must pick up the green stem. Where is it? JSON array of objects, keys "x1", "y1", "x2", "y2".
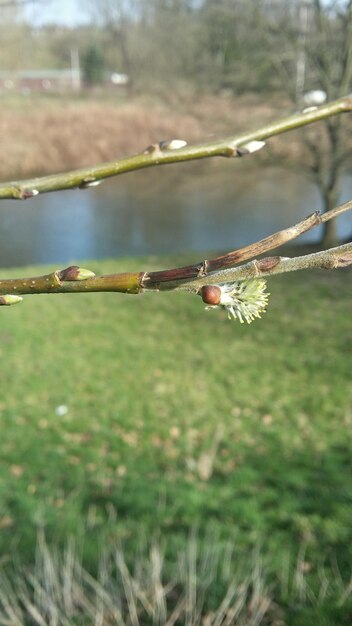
[
  {"x1": 0, "y1": 96, "x2": 351, "y2": 200},
  {"x1": 0, "y1": 269, "x2": 143, "y2": 296}
]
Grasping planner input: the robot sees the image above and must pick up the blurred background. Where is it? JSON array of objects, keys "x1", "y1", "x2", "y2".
[
  {"x1": 0, "y1": 0, "x2": 351, "y2": 265},
  {"x1": 0, "y1": 2, "x2": 351, "y2": 625}
]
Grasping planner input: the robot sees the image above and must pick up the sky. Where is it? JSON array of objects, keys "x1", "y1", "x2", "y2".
[
  {"x1": 23, "y1": 0, "x2": 90, "y2": 27},
  {"x1": 20, "y1": 0, "x2": 349, "y2": 26}
]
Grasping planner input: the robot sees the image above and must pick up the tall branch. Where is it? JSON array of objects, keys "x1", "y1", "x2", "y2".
[{"x1": 0, "y1": 96, "x2": 351, "y2": 200}]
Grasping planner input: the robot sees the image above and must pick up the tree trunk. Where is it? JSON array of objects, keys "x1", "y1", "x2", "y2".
[
  {"x1": 321, "y1": 187, "x2": 339, "y2": 248},
  {"x1": 321, "y1": 217, "x2": 338, "y2": 248}
]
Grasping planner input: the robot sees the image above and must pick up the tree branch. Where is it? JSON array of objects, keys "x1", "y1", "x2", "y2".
[
  {"x1": 1, "y1": 199, "x2": 351, "y2": 303},
  {"x1": 0, "y1": 96, "x2": 351, "y2": 200},
  {"x1": 182, "y1": 243, "x2": 352, "y2": 292}
]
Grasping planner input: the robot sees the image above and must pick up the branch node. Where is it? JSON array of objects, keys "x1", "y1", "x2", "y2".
[
  {"x1": 143, "y1": 143, "x2": 161, "y2": 155},
  {"x1": 140, "y1": 272, "x2": 150, "y2": 288},
  {"x1": 16, "y1": 188, "x2": 39, "y2": 199},
  {"x1": 198, "y1": 261, "x2": 208, "y2": 278},
  {"x1": 312, "y1": 210, "x2": 322, "y2": 224},
  {"x1": 79, "y1": 178, "x2": 103, "y2": 189},
  {"x1": 200, "y1": 260, "x2": 209, "y2": 276},
  {"x1": 335, "y1": 254, "x2": 352, "y2": 267}
]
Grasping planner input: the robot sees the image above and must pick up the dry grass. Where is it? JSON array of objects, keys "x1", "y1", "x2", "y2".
[
  {"x1": 0, "y1": 93, "x2": 282, "y2": 181},
  {"x1": 0, "y1": 532, "x2": 351, "y2": 626},
  {"x1": 0, "y1": 533, "x2": 272, "y2": 626},
  {"x1": 1, "y1": 90, "x2": 351, "y2": 185}
]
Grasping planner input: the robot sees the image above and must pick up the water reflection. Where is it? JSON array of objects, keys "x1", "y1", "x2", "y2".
[{"x1": 0, "y1": 162, "x2": 351, "y2": 268}]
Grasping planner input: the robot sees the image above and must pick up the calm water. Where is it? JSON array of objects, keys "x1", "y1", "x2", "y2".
[{"x1": 0, "y1": 161, "x2": 351, "y2": 268}]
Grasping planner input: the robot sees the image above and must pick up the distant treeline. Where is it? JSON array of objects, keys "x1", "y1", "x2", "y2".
[{"x1": 0, "y1": 0, "x2": 350, "y2": 99}]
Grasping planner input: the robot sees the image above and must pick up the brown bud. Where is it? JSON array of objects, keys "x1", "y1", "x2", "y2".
[
  {"x1": 59, "y1": 266, "x2": 81, "y2": 281},
  {"x1": 256, "y1": 256, "x2": 281, "y2": 272},
  {"x1": 58, "y1": 266, "x2": 95, "y2": 281},
  {"x1": 200, "y1": 285, "x2": 221, "y2": 305}
]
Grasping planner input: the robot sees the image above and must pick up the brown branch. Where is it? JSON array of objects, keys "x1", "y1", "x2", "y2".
[
  {"x1": 183, "y1": 243, "x2": 352, "y2": 292},
  {"x1": 1, "y1": 199, "x2": 351, "y2": 303},
  {"x1": 144, "y1": 212, "x2": 322, "y2": 287}
]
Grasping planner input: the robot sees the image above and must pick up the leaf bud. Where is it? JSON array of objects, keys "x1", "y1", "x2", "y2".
[
  {"x1": 59, "y1": 266, "x2": 95, "y2": 281},
  {"x1": 159, "y1": 139, "x2": 187, "y2": 150},
  {"x1": 200, "y1": 285, "x2": 222, "y2": 305},
  {"x1": 0, "y1": 295, "x2": 23, "y2": 306}
]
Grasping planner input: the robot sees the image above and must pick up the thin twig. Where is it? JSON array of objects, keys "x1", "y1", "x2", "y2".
[
  {"x1": 0, "y1": 96, "x2": 351, "y2": 200},
  {"x1": 320, "y1": 198, "x2": 352, "y2": 223},
  {"x1": 181, "y1": 243, "x2": 352, "y2": 292},
  {"x1": 143, "y1": 211, "x2": 322, "y2": 286},
  {"x1": 0, "y1": 199, "x2": 351, "y2": 301}
]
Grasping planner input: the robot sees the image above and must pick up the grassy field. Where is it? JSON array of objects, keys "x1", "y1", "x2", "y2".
[{"x1": 0, "y1": 255, "x2": 351, "y2": 624}]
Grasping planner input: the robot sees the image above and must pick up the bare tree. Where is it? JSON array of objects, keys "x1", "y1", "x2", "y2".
[
  {"x1": 305, "y1": 0, "x2": 352, "y2": 245},
  {"x1": 262, "y1": 0, "x2": 352, "y2": 246}
]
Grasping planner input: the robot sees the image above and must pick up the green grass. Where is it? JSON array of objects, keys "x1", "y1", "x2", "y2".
[{"x1": 0, "y1": 255, "x2": 351, "y2": 623}]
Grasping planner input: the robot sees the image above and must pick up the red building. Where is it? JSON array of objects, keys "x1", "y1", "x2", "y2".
[{"x1": 0, "y1": 69, "x2": 81, "y2": 92}]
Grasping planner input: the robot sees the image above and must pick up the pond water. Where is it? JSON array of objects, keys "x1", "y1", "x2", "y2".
[{"x1": 0, "y1": 161, "x2": 351, "y2": 269}]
